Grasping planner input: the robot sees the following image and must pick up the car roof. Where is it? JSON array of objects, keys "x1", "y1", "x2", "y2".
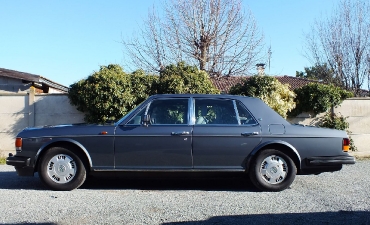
[{"x1": 149, "y1": 94, "x2": 255, "y2": 100}]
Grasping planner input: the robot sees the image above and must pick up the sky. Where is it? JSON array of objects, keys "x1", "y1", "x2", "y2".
[{"x1": 0, "y1": 0, "x2": 338, "y2": 87}]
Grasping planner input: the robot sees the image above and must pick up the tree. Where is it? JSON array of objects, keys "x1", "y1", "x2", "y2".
[
  {"x1": 295, "y1": 63, "x2": 342, "y2": 86},
  {"x1": 122, "y1": 0, "x2": 264, "y2": 77},
  {"x1": 229, "y1": 76, "x2": 296, "y2": 118},
  {"x1": 157, "y1": 62, "x2": 220, "y2": 94},
  {"x1": 68, "y1": 64, "x2": 157, "y2": 123},
  {"x1": 304, "y1": 0, "x2": 370, "y2": 96}
]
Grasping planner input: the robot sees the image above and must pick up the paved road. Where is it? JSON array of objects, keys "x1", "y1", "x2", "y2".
[{"x1": 0, "y1": 161, "x2": 369, "y2": 225}]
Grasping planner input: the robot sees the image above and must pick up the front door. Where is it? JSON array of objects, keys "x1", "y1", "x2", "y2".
[{"x1": 114, "y1": 98, "x2": 192, "y2": 169}]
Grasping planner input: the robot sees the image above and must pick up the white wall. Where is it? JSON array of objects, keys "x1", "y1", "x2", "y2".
[{"x1": 0, "y1": 89, "x2": 84, "y2": 157}]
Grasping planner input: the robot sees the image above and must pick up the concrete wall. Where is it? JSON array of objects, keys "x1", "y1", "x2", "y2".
[
  {"x1": 287, "y1": 98, "x2": 370, "y2": 156},
  {"x1": 334, "y1": 98, "x2": 370, "y2": 155},
  {"x1": 0, "y1": 88, "x2": 84, "y2": 157}
]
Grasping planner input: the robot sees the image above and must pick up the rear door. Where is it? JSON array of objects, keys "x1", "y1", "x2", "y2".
[{"x1": 192, "y1": 98, "x2": 261, "y2": 170}]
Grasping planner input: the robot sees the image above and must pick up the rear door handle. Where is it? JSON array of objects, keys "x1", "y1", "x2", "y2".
[
  {"x1": 241, "y1": 132, "x2": 259, "y2": 136},
  {"x1": 171, "y1": 131, "x2": 190, "y2": 135}
]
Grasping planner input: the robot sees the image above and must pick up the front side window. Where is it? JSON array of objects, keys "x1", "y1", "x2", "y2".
[{"x1": 127, "y1": 98, "x2": 189, "y2": 125}]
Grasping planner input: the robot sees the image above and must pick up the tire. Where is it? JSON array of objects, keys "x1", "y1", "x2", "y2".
[
  {"x1": 249, "y1": 149, "x2": 296, "y2": 192},
  {"x1": 38, "y1": 147, "x2": 86, "y2": 191}
]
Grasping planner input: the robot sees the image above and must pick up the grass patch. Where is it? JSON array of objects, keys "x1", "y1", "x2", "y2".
[
  {"x1": 355, "y1": 155, "x2": 370, "y2": 161},
  {"x1": 0, "y1": 157, "x2": 6, "y2": 165}
]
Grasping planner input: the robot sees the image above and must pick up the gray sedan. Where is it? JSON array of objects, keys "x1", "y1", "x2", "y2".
[{"x1": 6, "y1": 94, "x2": 355, "y2": 191}]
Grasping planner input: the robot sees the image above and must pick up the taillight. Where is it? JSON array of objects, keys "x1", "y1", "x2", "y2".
[
  {"x1": 15, "y1": 137, "x2": 22, "y2": 152},
  {"x1": 342, "y1": 138, "x2": 350, "y2": 152}
]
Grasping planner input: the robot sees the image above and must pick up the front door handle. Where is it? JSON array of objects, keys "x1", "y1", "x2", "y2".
[
  {"x1": 171, "y1": 131, "x2": 190, "y2": 135},
  {"x1": 241, "y1": 131, "x2": 259, "y2": 136}
]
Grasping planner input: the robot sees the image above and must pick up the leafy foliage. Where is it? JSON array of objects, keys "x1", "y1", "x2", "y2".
[
  {"x1": 229, "y1": 76, "x2": 296, "y2": 118},
  {"x1": 69, "y1": 62, "x2": 219, "y2": 123},
  {"x1": 69, "y1": 64, "x2": 157, "y2": 123},
  {"x1": 289, "y1": 83, "x2": 353, "y2": 117},
  {"x1": 295, "y1": 63, "x2": 342, "y2": 86},
  {"x1": 320, "y1": 112, "x2": 349, "y2": 131},
  {"x1": 157, "y1": 62, "x2": 220, "y2": 94}
]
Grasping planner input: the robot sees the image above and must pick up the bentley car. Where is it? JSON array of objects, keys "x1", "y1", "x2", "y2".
[{"x1": 6, "y1": 94, "x2": 356, "y2": 191}]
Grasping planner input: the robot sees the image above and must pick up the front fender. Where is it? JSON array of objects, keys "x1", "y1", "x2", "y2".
[{"x1": 34, "y1": 138, "x2": 93, "y2": 168}]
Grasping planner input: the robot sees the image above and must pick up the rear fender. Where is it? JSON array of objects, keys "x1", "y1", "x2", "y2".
[{"x1": 245, "y1": 140, "x2": 302, "y2": 172}]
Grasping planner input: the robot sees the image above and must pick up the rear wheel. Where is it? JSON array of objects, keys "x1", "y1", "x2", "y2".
[
  {"x1": 38, "y1": 147, "x2": 86, "y2": 191},
  {"x1": 249, "y1": 149, "x2": 296, "y2": 192}
]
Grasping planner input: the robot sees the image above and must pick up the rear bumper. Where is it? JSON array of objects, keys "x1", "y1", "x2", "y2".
[
  {"x1": 306, "y1": 155, "x2": 356, "y2": 166},
  {"x1": 6, "y1": 154, "x2": 34, "y2": 176},
  {"x1": 300, "y1": 155, "x2": 355, "y2": 175}
]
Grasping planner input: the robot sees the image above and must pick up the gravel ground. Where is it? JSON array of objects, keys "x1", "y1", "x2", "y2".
[{"x1": 0, "y1": 161, "x2": 369, "y2": 225}]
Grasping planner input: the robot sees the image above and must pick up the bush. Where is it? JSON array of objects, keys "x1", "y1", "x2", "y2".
[
  {"x1": 69, "y1": 64, "x2": 159, "y2": 123},
  {"x1": 69, "y1": 62, "x2": 219, "y2": 123},
  {"x1": 229, "y1": 76, "x2": 296, "y2": 118},
  {"x1": 289, "y1": 83, "x2": 353, "y2": 117},
  {"x1": 158, "y1": 62, "x2": 220, "y2": 94}
]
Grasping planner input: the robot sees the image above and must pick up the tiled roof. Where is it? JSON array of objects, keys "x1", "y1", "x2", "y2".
[
  {"x1": 0, "y1": 68, "x2": 68, "y2": 93},
  {"x1": 210, "y1": 75, "x2": 320, "y2": 93}
]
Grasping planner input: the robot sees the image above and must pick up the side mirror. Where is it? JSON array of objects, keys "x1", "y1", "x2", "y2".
[{"x1": 142, "y1": 114, "x2": 151, "y2": 126}]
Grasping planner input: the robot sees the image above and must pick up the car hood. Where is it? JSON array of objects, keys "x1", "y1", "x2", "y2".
[{"x1": 18, "y1": 123, "x2": 116, "y2": 138}]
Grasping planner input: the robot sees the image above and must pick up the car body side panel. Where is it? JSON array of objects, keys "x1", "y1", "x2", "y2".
[
  {"x1": 18, "y1": 125, "x2": 116, "y2": 169},
  {"x1": 114, "y1": 125, "x2": 193, "y2": 169},
  {"x1": 192, "y1": 125, "x2": 261, "y2": 169}
]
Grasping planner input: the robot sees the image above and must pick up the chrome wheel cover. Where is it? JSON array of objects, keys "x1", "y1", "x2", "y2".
[
  {"x1": 46, "y1": 154, "x2": 77, "y2": 184},
  {"x1": 259, "y1": 155, "x2": 288, "y2": 184}
]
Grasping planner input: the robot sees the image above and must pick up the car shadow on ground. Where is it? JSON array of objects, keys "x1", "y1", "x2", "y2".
[
  {"x1": 0, "y1": 171, "x2": 45, "y2": 190},
  {"x1": 81, "y1": 172, "x2": 258, "y2": 192},
  {"x1": 0, "y1": 169, "x2": 258, "y2": 192},
  {"x1": 161, "y1": 211, "x2": 370, "y2": 225}
]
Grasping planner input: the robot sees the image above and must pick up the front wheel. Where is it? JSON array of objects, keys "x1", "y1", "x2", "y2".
[
  {"x1": 249, "y1": 149, "x2": 296, "y2": 192},
  {"x1": 38, "y1": 147, "x2": 86, "y2": 191}
]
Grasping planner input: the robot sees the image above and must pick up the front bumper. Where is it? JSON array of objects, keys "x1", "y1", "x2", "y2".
[
  {"x1": 306, "y1": 155, "x2": 356, "y2": 166},
  {"x1": 6, "y1": 155, "x2": 31, "y2": 167},
  {"x1": 6, "y1": 153, "x2": 34, "y2": 176}
]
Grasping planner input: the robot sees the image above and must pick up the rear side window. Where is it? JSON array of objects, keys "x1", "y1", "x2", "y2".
[
  {"x1": 236, "y1": 101, "x2": 258, "y2": 125},
  {"x1": 194, "y1": 98, "x2": 257, "y2": 125},
  {"x1": 194, "y1": 99, "x2": 238, "y2": 125}
]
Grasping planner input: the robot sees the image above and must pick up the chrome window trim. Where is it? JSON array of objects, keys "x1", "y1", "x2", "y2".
[{"x1": 232, "y1": 100, "x2": 241, "y2": 125}]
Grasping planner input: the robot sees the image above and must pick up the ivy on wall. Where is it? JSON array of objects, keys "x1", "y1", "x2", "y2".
[{"x1": 288, "y1": 83, "x2": 353, "y2": 117}]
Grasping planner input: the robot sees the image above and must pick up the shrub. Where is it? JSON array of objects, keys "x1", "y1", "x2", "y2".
[
  {"x1": 68, "y1": 64, "x2": 159, "y2": 123},
  {"x1": 158, "y1": 62, "x2": 220, "y2": 94},
  {"x1": 289, "y1": 83, "x2": 353, "y2": 117},
  {"x1": 229, "y1": 76, "x2": 296, "y2": 118}
]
